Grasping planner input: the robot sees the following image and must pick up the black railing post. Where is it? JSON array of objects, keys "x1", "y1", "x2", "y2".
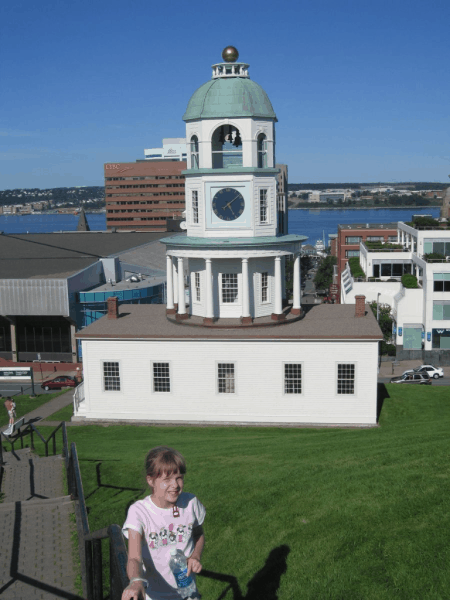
[
  {"x1": 93, "y1": 539, "x2": 103, "y2": 600},
  {"x1": 85, "y1": 539, "x2": 94, "y2": 600},
  {"x1": 52, "y1": 433, "x2": 56, "y2": 456}
]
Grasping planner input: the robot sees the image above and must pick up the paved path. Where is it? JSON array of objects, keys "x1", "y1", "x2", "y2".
[{"x1": 0, "y1": 391, "x2": 84, "y2": 600}]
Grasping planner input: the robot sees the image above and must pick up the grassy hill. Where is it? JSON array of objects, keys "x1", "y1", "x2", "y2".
[{"x1": 41, "y1": 384, "x2": 450, "y2": 599}]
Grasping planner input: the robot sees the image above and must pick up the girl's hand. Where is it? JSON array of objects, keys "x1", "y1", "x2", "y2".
[
  {"x1": 187, "y1": 556, "x2": 202, "y2": 576},
  {"x1": 121, "y1": 581, "x2": 145, "y2": 600}
]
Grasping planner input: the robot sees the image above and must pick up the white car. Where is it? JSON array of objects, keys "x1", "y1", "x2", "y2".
[{"x1": 402, "y1": 364, "x2": 444, "y2": 379}]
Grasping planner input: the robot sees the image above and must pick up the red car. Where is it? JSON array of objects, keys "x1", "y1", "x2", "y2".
[{"x1": 41, "y1": 375, "x2": 77, "y2": 391}]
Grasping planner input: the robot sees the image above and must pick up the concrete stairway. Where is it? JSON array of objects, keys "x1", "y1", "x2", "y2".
[{"x1": 0, "y1": 447, "x2": 83, "y2": 600}]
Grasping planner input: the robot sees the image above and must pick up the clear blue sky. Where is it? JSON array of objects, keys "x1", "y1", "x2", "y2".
[{"x1": 1, "y1": 0, "x2": 449, "y2": 189}]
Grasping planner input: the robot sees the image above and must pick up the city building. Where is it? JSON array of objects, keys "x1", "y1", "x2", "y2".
[
  {"x1": 104, "y1": 160, "x2": 186, "y2": 232},
  {"x1": 335, "y1": 223, "x2": 398, "y2": 301},
  {"x1": 340, "y1": 217, "x2": 450, "y2": 361},
  {"x1": 144, "y1": 138, "x2": 187, "y2": 161},
  {"x1": 76, "y1": 47, "x2": 382, "y2": 427},
  {"x1": 0, "y1": 231, "x2": 170, "y2": 363}
]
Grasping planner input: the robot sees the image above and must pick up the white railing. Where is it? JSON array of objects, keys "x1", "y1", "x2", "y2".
[{"x1": 73, "y1": 382, "x2": 86, "y2": 416}]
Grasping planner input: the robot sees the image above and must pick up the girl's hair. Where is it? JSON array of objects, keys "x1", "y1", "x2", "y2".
[{"x1": 145, "y1": 446, "x2": 187, "y2": 480}]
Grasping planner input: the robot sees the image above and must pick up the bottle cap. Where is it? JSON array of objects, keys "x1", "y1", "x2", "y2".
[{"x1": 170, "y1": 548, "x2": 178, "y2": 556}]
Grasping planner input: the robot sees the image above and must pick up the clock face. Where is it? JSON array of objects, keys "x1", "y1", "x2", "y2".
[{"x1": 212, "y1": 188, "x2": 245, "y2": 222}]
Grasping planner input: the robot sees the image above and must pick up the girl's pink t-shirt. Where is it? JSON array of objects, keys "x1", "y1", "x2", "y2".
[{"x1": 123, "y1": 492, "x2": 205, "y2": 600}]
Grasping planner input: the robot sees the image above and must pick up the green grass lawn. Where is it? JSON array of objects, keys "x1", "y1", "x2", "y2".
[
  {"x1": 38, "y1": 384, "x2": 450, "y2": 599},
  {"x1": 46, "y1": 403, "x2": 74, "y2": 422},
  {"x1": 0, "y1": 390, "x2": 67, "y2": 427}
]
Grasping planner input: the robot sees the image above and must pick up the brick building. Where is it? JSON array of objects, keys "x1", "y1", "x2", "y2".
[{"x1": 104, "y1": 160, "x2": 186, "y2": 232}]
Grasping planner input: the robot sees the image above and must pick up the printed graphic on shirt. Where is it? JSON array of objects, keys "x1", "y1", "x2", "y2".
[{"x1": 148, "y1": 522, "x2": 194, "y2": 550}]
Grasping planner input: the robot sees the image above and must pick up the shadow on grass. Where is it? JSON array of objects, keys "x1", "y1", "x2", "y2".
[
  {"x1": 84, "y1": 461, "x2": 145, "y2": 503},
  {"x1": 199, "y1": 544, "x2": 290, "y2": 600},
  {"x1": 377, "y1": 383, "x2": 390, "y2": 422}
]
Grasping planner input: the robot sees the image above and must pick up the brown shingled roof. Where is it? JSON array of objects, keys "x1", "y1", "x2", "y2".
[{"x1": 76, "y1": 304, "x2": 383, "y2": 341}]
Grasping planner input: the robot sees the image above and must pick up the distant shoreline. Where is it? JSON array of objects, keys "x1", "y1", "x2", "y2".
[{"x1": 290, "y1": 204, "x2": 441, "y2": 211}]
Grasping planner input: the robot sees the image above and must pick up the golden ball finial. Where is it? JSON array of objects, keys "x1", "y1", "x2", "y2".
[{"x1": 222, "y1": 46, "x2": 239, "y2": 62}]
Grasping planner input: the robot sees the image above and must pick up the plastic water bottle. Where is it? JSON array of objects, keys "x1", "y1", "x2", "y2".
[{"x1": 169, "y1": 548, "x2": 198, "y2": 598}]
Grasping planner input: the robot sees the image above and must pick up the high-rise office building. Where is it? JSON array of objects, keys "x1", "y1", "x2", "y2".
[{"x1": 104, "y1": 160, "x2": 186, "y2": 232}]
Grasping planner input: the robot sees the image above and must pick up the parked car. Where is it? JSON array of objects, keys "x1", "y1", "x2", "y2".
[
  {"x1": 390, "y1": 372, "x2": 432, "y2": 385},
  {"x1": 41, "y1": 375, "x2": 77, "y2": 391},
  {"x1": 402, "y1": 364, "x2": 444, "y2": 379}
]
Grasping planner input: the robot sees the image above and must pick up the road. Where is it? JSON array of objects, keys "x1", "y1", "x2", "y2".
[
  {"x1": 379, "y1": 376, "x2": 450, "y2": 386},
  {"x1": 0, "y1": 382, "x2": 55, "y2": 396}
]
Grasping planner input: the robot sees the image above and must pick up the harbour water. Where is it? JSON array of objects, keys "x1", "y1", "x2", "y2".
[{"x1": 0, "y1": 206, "x2": 440, "y2": 244}]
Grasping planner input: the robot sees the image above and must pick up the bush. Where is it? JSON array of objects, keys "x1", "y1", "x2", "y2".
[
  {"x1": 401, "y1": 274, "x2": 418, "y2": 288},
  {"x1": 348, "y1": 257, "x2": 365, "y2": 278},
  {"x1": 381, "y1": 341, "x2": 396, "y2": 356},
  {"x1": 424, "y1": 252, "x2": 446, "y2": 262}
]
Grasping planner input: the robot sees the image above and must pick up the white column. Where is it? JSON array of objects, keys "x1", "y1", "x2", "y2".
[
  {"x1": 292, "y1": 253, "x2": 301, "y2": 313},
  {"x1": 177, "y1": 257, "x2": 186, "y2": 315},
  {"x1": 274, "y1": 256, "x2": 283, "y2": 315},
  {"x1": 241, "y1": 258, "x2": 250, "y2": 319},
  {"x1": 172, "y1": 258, "x2": 178, "y2": 307},
  {"x1": 205, "y1": 258, "x2": 214, "y2": 321},
  {"x1": 166, "y1": 255, "x2": 174, "y2": 310}
]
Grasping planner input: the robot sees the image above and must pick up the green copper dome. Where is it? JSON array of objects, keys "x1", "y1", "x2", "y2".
[{"x1": 183, "y1": 76, "x2": 277, "y2": 122}]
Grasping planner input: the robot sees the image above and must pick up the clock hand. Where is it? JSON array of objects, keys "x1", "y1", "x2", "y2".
[{"x1": 224, "y1": 195, "x2": 241, "y2": 210}]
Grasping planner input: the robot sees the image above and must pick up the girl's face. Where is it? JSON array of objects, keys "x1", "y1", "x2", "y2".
[{"x1": 147, "y1": 470, "x2": 184, "y2": 509}]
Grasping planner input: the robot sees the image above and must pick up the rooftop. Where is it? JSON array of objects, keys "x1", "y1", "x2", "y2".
[
  {"x1": 77, "y1": 304, "x2": 382, "y2": 341},
  {"x1": 0, "y1": 232, "x2": 171, "y2": 279},
  {"x1": 338, "y1": 223, "x2": 398, "y2": 230}
]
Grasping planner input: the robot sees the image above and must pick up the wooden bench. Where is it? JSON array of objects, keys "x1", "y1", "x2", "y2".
[{"x1": 2, "y1": 417, "x2": 25, "y2": 437}]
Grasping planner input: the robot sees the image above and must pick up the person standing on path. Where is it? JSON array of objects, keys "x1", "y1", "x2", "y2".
[{"x1": 4, "y1": 396, "x2": 16, "y2": 427}]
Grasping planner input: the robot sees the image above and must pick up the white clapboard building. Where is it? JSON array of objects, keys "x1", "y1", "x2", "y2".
[{"x1": 75, "y1": 47, "x2": 382, "y2": 427}]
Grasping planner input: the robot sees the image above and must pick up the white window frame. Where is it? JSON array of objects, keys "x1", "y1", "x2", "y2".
[
  {"x1": 194, "y1": 272, "x2": 201, "y2": 302},
  {"x1": 336, "y1": 363, "x2": 356, "y2": 395},
  {"x1": 152, "y1": 361, "x2": 172, "y2": 394},
  {"x1": 261, "y1": 272, "x2": 270, "y2": 303},
  {"x1": 216, "y1": 362, "x2": 236, "y2": 394},
  {"x1": 283, "y1": 362, "x2": 303, "y2": 395},
  {"x1": 102, "y1": 361, "x2": 121, "y2": 392},
  {"x1": 259, "y1": 189, "x2": 269, "y2": 224},
  {"x1": 192, "y1": 190, "x2": 199, "y2": 224},
  {"x1": 190, "y1": 136, "x2": 199, "y2": 169},
  {"x1": 220, "y1": 273, "x2": 239, "y2": 304}
]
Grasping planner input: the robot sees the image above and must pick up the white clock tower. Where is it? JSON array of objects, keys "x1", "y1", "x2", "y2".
[{"x1": 162, "y1": 47, "x2": 306, "y2": 325}]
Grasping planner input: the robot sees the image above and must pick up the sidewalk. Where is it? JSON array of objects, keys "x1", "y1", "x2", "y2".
[{"x1": 0, "y1": 391, "x2": 83, "y2": 599}]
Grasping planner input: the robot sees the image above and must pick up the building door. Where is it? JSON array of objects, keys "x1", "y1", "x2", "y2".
[{"x1": 403, "y1": 328, "x2": 421, "y2": 349}]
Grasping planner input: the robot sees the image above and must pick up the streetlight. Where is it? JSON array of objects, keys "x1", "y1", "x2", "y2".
[{"x1": 376, "y1": 293, "x2": 381, "y2": 322}]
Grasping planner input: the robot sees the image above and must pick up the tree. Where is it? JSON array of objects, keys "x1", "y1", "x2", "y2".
[
  {"x1": 369, "y1": 302, "x2": 393, "y2": 342},
  {"x1": 313, "y1": 256, "x2": 337, "y2": 290}
]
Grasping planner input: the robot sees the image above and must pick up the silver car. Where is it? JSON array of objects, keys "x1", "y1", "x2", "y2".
[
  {"x1": 391, "y1": 372, "x2": 432, "y2": 385},
  {"x1": 402, "y1": 364, "x2": 443, "y2": 379}
]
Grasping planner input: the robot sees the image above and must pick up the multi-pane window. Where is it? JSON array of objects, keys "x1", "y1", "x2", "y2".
[
  {"x1": 260, "y1": 189, "x2": 268, "y2": 223},
  {"x1": 261, "y1": 272, "x2": 269, "y2": 302},
  {"x1": 284, "y1": 364, "x2": 302, "y2": 394},
  {"x1": 218, "y1": 363, "x2": 235, "y2": 393},
  {"x1": 103, "y1": 362, "x2": 120, "y2": 391},
  {"x1": 195, "y1": 272, "x2": 201, "y2": 302},
  {"x1": 222, "y1": 274, "x2": 238, "y2": 303},
  {"x1": 346, "y1": 250, "x2": 360, "y2": 258},
  {"x1": 192, "y1": 190, "x2": 199, "y2": 224},
  {"x1": 153, "y1": 362, "x2": 170, "y2": 392},
  {"x1": 366, "y1": 236, "x2": 384, "y2": 242},
  {"x1": 433, "y1": 273, "x2": 450, "y2": 292},
  {"x1": 337, "y1": 364, "x2": 355, "y2": 394},
  {"x1": 432, "y1": 301, "x2": 450, "y2": 320},
  {"x1": 346, "y1": 236, "x2": 362, "y2": 244}
]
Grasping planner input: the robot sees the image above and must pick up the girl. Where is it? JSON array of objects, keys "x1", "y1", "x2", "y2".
[{"x1": 122, "y1": 446, "x2": 205, "y2": 600}]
